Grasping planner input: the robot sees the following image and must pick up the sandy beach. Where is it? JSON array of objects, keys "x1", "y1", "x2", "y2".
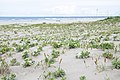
[{"x1": 0, "y1": 17, "x2": 120, "y2": 80}]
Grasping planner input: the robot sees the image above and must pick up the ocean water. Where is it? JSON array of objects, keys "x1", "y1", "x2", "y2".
[{"x1": 0, "y1": 16, "x2": 107, "y2": 24}]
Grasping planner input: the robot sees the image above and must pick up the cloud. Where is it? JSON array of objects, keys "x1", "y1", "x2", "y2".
[{"x1": 0, "y1": 0, "x2": 120, "y2": 16}]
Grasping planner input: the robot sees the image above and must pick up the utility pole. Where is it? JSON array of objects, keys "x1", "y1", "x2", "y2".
[{"x1": 96, "y1": 8, "x2": 98, "y2": 16}]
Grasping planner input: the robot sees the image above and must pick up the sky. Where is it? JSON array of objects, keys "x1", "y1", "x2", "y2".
[{"x1": 0, "y1": 0, "x2": 120, "y2": 17}]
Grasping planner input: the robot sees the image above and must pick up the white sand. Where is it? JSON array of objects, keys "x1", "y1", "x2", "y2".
[
  {"x1": 0, "y1": 20, "x2": 120, "y2": 80},
  {"x1": 6, "y1": 47, "x2": 119, "y2": 80}
]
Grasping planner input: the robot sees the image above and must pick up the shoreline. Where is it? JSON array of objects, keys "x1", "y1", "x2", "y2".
[{"x1": 0, "y1": 18, "x2": 105, "y2": 25}]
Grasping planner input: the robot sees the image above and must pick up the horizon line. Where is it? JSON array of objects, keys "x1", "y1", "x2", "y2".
[{"x1": 0, "y1": 16, "x2": 116, "y2": 18}]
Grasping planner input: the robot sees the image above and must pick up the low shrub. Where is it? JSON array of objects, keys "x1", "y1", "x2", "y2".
[
  {"x1": 104, "y1": 37, "x2": 109, "y2": 41},
  {"x1": 80, "y1": 76, "x2": 86, "y2": 80},
  {"x1": 12, "y1": 43, "x2": 18, "y2": 47},
  {"x1": 22, "y1": 51, "x2": 29, "y2": 59},
  {"x1": 29, "y1": 43, "x2": 38, "y2": 47},
  {"x1": 10, "y1": 58, "x2": 20, "y2": 66},
  {"x1": 53, "y1": 68, "x2": 66, "y2": 78},
  {"x1": 102, "y1": 52, "x2": 113, "y2": 59},
  {"x1": 16, "y1": 44, "x2": 30, "y2": 52},
  {"x1": 42, "y1": 68, "x2": 66, "y2": 80},
  {"x1": 1, "y1": 73, "x2": 16, "y2": 80},
  {"x1": 31, "y1": 46, "x2": 42, "y2": 57},
  {"x1": 31, "y1": 51, "x2": 40, "y2": 56},
  {"x1": 89, "y1": 40, "x2": 99, "y2": 49},
  {"x1": 0, "y1": 46, "x2": 11, "y2": 54},
  {"x1": 52, "y1": 42, "x2": 62, "y2": 48},
  {"x1": 16, "y1": 45, "x2": 24, "y2": 52},
  {"x1": 44, "y1": 54, "x2": 55, "y2": 67},
  {"x1": 22, "y1": 58, "x2": 35, "y2": 68},
  {"x1": 112, "y1": 57, "x2": 120, "y2": 69},
  {"x1": 51, "y1": 50, "x2": 60, "y2": 58},
  {"x1": 76, "y1": 51, "x2": 90, "y2": 59},
  {"x1": 68, "y1": 39, "x2": 80, "y2": 49},
  {"x1": 0, "y1": 59, "x2": 9, "y2": 75},
  {"x1": 99, "y1": 43, "x2": 114, "y2": 50},
  {"x1": 38, "y1": 46, "x2": 42, "y2": 51}
]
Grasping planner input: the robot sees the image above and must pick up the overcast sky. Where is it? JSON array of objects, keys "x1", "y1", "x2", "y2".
[{"x1": 0, "y1": 0, "x2": 120, "y2": 16}]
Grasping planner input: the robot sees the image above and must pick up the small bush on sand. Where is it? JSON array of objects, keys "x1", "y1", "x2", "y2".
[
  {"x1": 29, "y1": 43, "x2": 38, "y2": 47},
  {"x1": 1, "y1": 73, "x2": 16, "y2": 80},
  {"x1": 31, "y1": 50, "x2": 40, "y2": 56},
  {"x1": 38, "y1": 46, "x2": 42, "y2": 51},
  {"x1": 22, "y1": 58, "x2": 35, "y2": 68},
  {"x1": 103, "y1": 36, "x2": 109, "y2": 41},
  {"x1": 16, "y1": 45, "x2": 24, "y2": 52},
  {"x1": 44, "y1": 53, "x2": 55, "y2": 67},
  {"x1": 102, "y1": 52, "x2": 113, "y2": 59},
  {"x1": 53, "y1": 68, "x2": 66, "y2": 78},
  {"x1": 52, "y1": 42, "x2": 62, "y2": 48},
  {"x1": 51, "y1": 49, "x2": 60, "y2": 58},
  {"x1": 42, "y1": 68, "x2": 66, "y2": 80},
  {"x1": 112, "y1": 57, "x2": 120, "y2": 69},
  {"x1": 76, "y1": 51, "x2": 90, "y2": 59},
  {"x1": 0, "y1": 59, "x2": 9, "y2": 75},
  {"x1": 0, "y1": 46, "x2": 11, "y2": 54},
  {"x1": 22, "y1": 51, "x2": 29, "y2": 59},
  {"x1": 10, "y1": 58, "x2": 20, "y2": 66},
  {"x1": 99, "y1": 43, "x2": 114, "y2": 50},
  {"x1": 80, "y1": 75, "x2": 86, "y2": 80},
  {"x1": 68, "y1": 39, "x2": 80, "y2": 49}
]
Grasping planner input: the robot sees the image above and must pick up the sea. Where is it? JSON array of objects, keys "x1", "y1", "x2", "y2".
[{"x1": 0, "y1": 16, "x2": 107, "y2": 24}]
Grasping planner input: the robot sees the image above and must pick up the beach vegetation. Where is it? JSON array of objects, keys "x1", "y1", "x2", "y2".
[
  {"x1": 0, "y1": 45, "x2": 12, "y2": 54},
  {"x1": 80, "y1": 75, "x2": 86, "y2": 80},
  {"x1": 112, "y1": 57, "x2": 120, "y2": 69},
  {"x1": 51, "y1": 42, "x2": 62, "y2": 48},
  {"x1": 99, "y1": 43, "x2": 114, "y2": 50},
  {"x1": 51, "y1": 49, "x2": 60, "y2": 58},
  {"x1": 10, "y1": 58, "x2": 20, "y2": 66},
  {"x1": 76, "y1": 51, "x2": 90, "y2": 59},
  {"x1": 44, "y1": 53, "x2": 55, "y2": 67},
  {"x1": 22, "y1": 58, "x2": 35, "y2": 68},
  {"x1": 1, "y1": 73, "x2": 16, "y2": 80},
  {"x1": 22, "y1": 51, "x2": 29, "y2": 59},
  {"x1": 68, "y1": 39, "x2": 80, "y2": 49},
  {"x1": 53, "y1": 68, "x2": 66, "y2": 78},
  {"x1": 0, "y1": 58, "x2": 9, "y2": 75},
  {"x1": 102, "y1": 51, "x2": 113, "y2": 59}
]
